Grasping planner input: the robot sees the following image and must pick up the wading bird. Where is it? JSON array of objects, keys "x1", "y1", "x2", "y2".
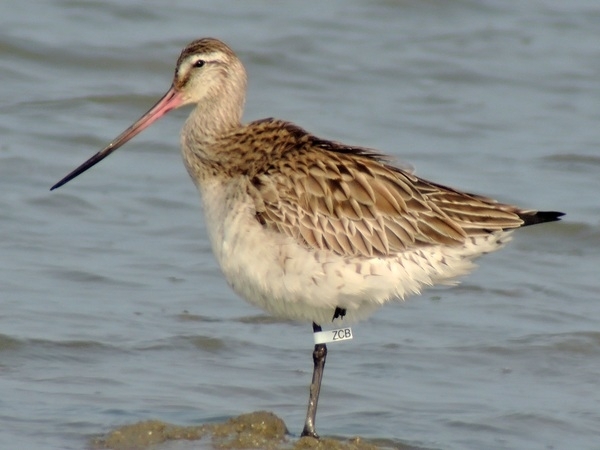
[{"x1": 52, "y1": 38, "x2": 563, "y2": 438}]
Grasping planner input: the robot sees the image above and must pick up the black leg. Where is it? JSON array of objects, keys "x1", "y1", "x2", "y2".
[
  {"x1": 332, "y1": 307, "x2": 346, "y2": 321},
  {"x1": 301, "y1": 322, "x2": 328, "y2": 438}
]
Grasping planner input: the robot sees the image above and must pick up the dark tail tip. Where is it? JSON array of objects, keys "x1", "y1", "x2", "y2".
[{"x1": 520, "y1": 210, "x2": 565, "y2": 227}]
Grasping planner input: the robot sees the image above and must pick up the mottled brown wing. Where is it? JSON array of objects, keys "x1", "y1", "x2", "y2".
[{"x1": 246, "y1": 132, "x2": 524, "y2": 258}]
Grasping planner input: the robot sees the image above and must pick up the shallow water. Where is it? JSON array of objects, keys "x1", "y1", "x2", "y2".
[{"x1": 1, "y1": 1, "x2": 599, "y2": 449}]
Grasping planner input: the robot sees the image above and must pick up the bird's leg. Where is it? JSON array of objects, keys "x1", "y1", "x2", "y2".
[
  {"x1": 301, "y1": 322, "x2": 328, "y2": 438},
  {"x1": 332, "y1": 307, "x2": 346, "y2": 321}
]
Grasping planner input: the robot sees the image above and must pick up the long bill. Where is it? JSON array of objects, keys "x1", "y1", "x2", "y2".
[{"x1": 51, "y1": 86, "x2": 184, "y2": 191}]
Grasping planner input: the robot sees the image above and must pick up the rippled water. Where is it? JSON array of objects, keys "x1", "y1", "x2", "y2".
[{"x1": 1, "y1": 1, "x2": 599, "y2": 449}]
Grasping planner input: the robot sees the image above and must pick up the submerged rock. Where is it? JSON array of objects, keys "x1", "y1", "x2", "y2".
[{"x1": 91, "y1": 410, "x2": 420, "y2": 450}]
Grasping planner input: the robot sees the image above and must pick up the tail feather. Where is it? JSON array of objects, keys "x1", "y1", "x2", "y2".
[{"x1": 518, "y1": 210, "x2": 565, "y2": 227}]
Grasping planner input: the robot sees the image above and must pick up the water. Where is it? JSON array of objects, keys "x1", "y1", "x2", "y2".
[{"x1": 1, "y1": 1, "x2": 598, "y2": 449}]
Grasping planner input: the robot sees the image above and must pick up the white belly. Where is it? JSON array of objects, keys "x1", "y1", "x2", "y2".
[{"x1": 198, "y1": 177, "x2": 509, "y2": 325}]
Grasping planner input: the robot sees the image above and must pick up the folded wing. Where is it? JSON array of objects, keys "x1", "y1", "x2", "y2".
[{"x1": 246, "y1": 124, "x2": 530, "y2": 258}]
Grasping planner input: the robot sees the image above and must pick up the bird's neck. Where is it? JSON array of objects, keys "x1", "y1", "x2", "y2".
[
  {"x1": 185, "y1": 93, "x2": 244, "y2": 142},
  {"x1": 180, "y1": 88, "x2": 247, "y2": 185}
]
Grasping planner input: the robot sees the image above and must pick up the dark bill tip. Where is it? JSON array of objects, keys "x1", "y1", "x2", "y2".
[{"x1": 50, "y1": 148, "x2": 114, "y2": 190}]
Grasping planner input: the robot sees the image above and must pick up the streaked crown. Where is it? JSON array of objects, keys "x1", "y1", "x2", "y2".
[{"x1": 172, "y1": 38, "x2": 247, "y2": 109}]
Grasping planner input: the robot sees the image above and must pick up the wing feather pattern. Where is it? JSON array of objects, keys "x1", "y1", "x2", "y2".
[{"x1": 245, "y1": 121, "x2": 527, "y2": 258}]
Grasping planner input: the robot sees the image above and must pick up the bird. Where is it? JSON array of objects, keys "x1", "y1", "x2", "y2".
[{"x1": 51, "y1": 37, "x2": 564, "y2": 439}]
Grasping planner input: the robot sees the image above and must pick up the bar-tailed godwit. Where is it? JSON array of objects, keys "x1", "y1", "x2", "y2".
[{"x1": 52, "y1": 38, "x2": 563, "y2": 438}]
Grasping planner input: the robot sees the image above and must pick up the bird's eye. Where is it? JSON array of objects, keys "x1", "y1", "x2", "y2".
[{"x1": 193, "y1": 59, "x2": 206, "y2": 68}]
